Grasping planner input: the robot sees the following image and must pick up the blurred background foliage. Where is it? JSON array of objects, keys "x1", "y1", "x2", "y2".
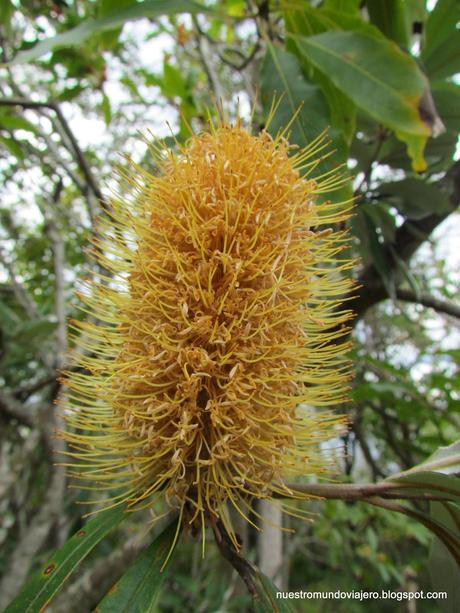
[{"x1": 0, "y1": 0, "x2": 459, "y2": 611}]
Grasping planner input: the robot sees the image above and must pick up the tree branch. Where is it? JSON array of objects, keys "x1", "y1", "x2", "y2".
[
  {"x1": 274, "y1": 480, "x2": 454, "y2": 502},
  {"x1": 193, "y1": 18, "x2": 225, "y2": 104},
  {"x1": 0, "y1": 390, "x2": 36, "y2": 429},
  {"x1": 395, "y1": 287, "x2": 460, "y2": 319},
  {"x1": 0, "y1": 98, "x2": 105, "y2": 211}
]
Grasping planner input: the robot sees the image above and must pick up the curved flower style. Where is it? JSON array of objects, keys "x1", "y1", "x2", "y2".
[{"x1": 62, "y1": 115, "x2": 354, "y2": 548}]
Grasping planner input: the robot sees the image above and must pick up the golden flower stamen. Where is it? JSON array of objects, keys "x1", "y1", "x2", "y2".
[{"x1": 61, "y1": 112, "x2": 355, "y2": 549}]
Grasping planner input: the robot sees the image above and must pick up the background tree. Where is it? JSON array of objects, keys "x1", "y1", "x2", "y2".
[{"x1": 0, "y1": 1, "x2": 459, "y2": 611}]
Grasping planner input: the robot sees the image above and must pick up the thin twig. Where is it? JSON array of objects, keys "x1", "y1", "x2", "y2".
[{"x1": 0, "y1": 98, "x2": 105, "y2": 210}]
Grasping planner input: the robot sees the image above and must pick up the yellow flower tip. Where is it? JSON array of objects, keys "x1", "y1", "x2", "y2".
[{"x1": 62, "y1": 115, "x2": 355, "y2": 542}]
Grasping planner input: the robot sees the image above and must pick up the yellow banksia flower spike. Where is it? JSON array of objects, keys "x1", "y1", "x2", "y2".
[{"x1": 61, "y1": 109, "x2": 355, "y2": 550}]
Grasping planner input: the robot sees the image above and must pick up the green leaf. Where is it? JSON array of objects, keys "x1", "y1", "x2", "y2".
[
  {"x1": 225, "y1": 0, "x2": 246, "y2": 17},
  {"x1": 10, "y1": 1, "x2": 214, "y2": 64},
  {"x1": 365, "y1": 0, "x2": 410, "y2": 47},
  {"x1": 96, "y1": 519, "x2": 179, "y2": 613},
  {"x1": 4, "y1": 507, "x2": 127, "y2": 613},
  {"x1": 253, "y1": 572, "x2": 296, "y2": 613},
  {"x1": 97, "y1": 0, "x2": 134, "y2": 48},
  {"x1": 379, "y1": 132, "x2": 457, "y2": 172},
  {"x1": 0, "y1": 135, "x2": 25, "y2": 159},
  {"x1": 422, "y1": 0, "x2": 460, "y2": 80},
  {"x1": 387, "y1": 471, "x2": 460, "y2": 500},
  {"x1": 0, "y1": 114, "x2": 37, "y2": 134},
  {"x1": 260, "y1": 44, "x2": 352, "y2": 202},
  {"x1": 16, "y1": 319, "x2": 58, "y2": 342},
  {"x1": 378, "y1": 177, "x2": 451, "y2": 220},
  {"x1": 430, "y1": 502, "x2": 460, "y2": 612},
  {"x1": 358, "y1": 207, "x2": 395, "y2": 295},
  {"x1": 283, "y1": 1, "x2": 386, "y2": 146},
  {"x1": 101, "y1": 91, "x2": 112, "y2": 126},
  {"x1": 0, "y1": 0, "x2": 14, "y2": 30},
  {"x1": 398, "y1": 441, "x2": 460, "y2": 476},
  {"x1": 432, "y1": 82, "x2": 460, "y2": 133},
  {"x1": 324, "y1": 0, "x2": 361, "y2": 11},
  {"x1": 395, "y1": 131, "x2": 428, "y2": 172},
  {"x1": 292, "y1": 31, "x2": 431, "y2": 137},
  {"x1": 161, "y1": 61, "x2": 188, "y2": 99},
  {"x1": 364, "y1": 202, "x2": 396, "y2": 242},
  {"x1": 402, "y1": 502, "x2": 460, "y2": 567},
  {"x1": 283, "y1": 1, "x2": 385, "y2": 38}
]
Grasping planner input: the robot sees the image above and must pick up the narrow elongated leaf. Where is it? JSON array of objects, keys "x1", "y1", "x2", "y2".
[
  {"x1": 283, "y1": 4, "x2": 372, "y2": 145},
  {"x1": 96, "y1": 519, "x2": 178, "y2": 613},
  {"x1": 396, "y1": 441, "x2": 460, "y2": 476},
  {"x1": 365, "y1": 0, "x2": 410, "y2": 47},
  {"x1": 97, "y1": 0, "x2": 134, "y2": 48},
  {"x1": 292, "y1": 31, "x2": 430, "y2": 137},
  {"x1": 11, "y1": 1, "x2": 213, "y2": 64},
  {"x1": 422, "y1": 0, "x2": 460, "y2": 79},
  {"x1": 324, "y1": 0, "x2": 360, "y2": 11},
  {"x1": 430, "y1": 502, "x2": 460, "y2": 612},
  {"x1": 386, "y1": 471, "x2": 460, "y2": 500},
  {"x1": 0, "y1": 114, "x2": 38, "y2": 133},
  {"x1": 0, "y1": 135, "x2": 25, "y2": 159},
  {"x1": 357, "y1": 207, "x2": 395, "y2": 295},
  {"x1": 432, "y1": 82, "x2": 460, "y2": 133},
  {"x1": 283, "y1": 0, "x2": 384, "y2": 38},
  {"x1": 402, "y1": 503, "x2": 460, "y2": 567},
  {"x1": 261, "y1": 45, "x2": 333, "y2": 149},
  {"x1": 4, "y1": 507, "x2": 127, "y2": 613},
  {"x1": 260, "y1": 44, "x2": 351, "y2": 202},
  {"x1": 253, "y1": 571, "x2": 296, "y2": 613}
]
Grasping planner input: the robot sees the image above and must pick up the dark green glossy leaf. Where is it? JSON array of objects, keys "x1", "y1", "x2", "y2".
[
  {"x1": 4, "y1": 507, "x2": 127, "y2": 613},
  {"x1": 432, "y1": 82, "x2": 460, "y2": 133},
  {"x1": 11, "y1": 1, "x2": 214, "y2": 64},
  {"x1": 365, "y1": 0, "x2": 410, "y2": 47},
  {"x1": 422, "y1": 0, "x2": 460, "y2": 79},
  {"x1": 292, "y1": 31, "x2": 430, "y2": 137},
  {"x1": 284, "y1": 2, "x2": 385, "y2": 145},
  {"x1": 378, "y1": 177, "x2": 451, "y2": 220},
  {"x1": 96, "y1": 519, "x2": 178, "y2": 613}
]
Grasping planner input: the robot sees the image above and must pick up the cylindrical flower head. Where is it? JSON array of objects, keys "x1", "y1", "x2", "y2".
[{"x1": 62, "y1": 115, "x2": 354, "y2": 544}]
